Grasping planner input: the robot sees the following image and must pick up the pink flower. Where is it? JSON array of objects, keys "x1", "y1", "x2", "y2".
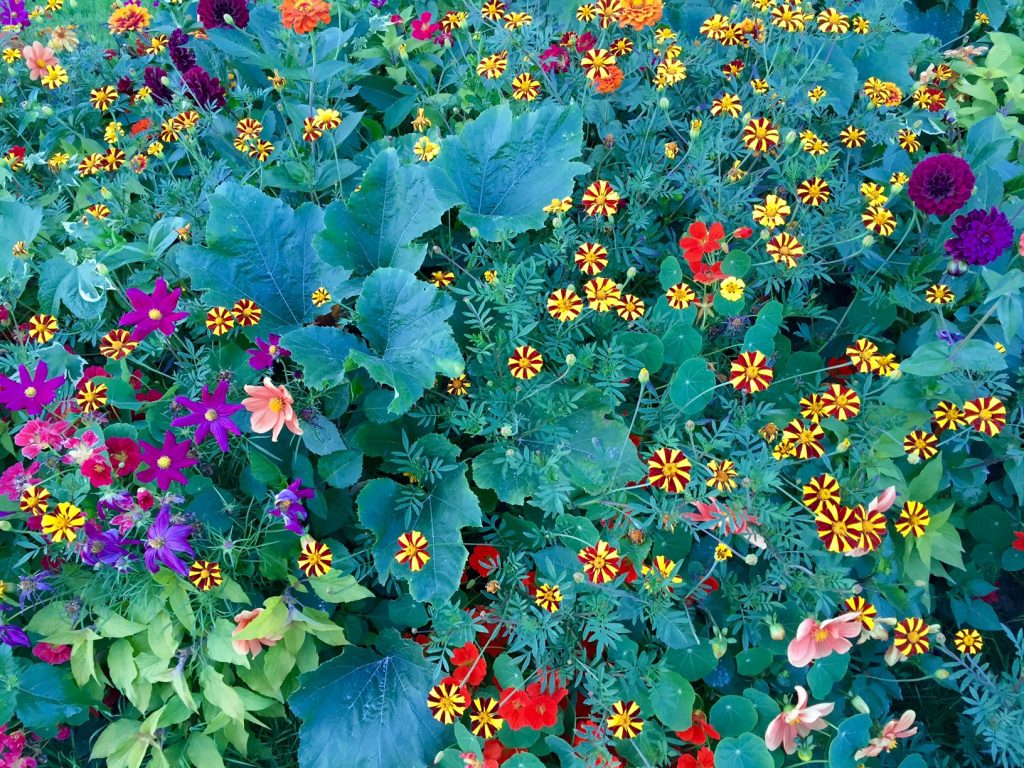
[
  {"x1": 765, "y1": 686, "x2": 834, "y2": 754},
  {"x1": 787, "y1": 612, "x2": 862, "y2": 667},
  {"x1": 32, "y1": 642, "x2": 72, "y2": 664},
  {"x1": 14, "y1": 419, "x2": 72, "y2": 459},
  {"x1": 854, "y1": 710, "x2": 918, "y2": 759},
  {"x1": 241, "y1": 378, "x2": 303, "y2": 442},
  {"x1": 410, "y1": 11, "x2": 439, "y2": 40},
  {"x1": 22, "y1": 42, "x2": 58, "y2": 80},
  {"x1": 231, "y1": 608, "x2": 284, "y2": 657},
  {"x1": 62, "y1": 430, "x2": 101, "y2": 466},
  {"x1": 868, "y1": 486, "x2": 897, "y2": 514}
]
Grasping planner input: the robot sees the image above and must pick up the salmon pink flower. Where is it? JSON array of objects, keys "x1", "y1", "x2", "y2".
[
  {"x1": 787, "y1": 612, "x2": 861, "y2": 667},
  {"x1": 854, "y1": 711, "x2": 918, "y2": 759},
  {"x1": 231, "y1": 608, "x2": 284, "y2": 657},
  {"x1": 764, "y1": 686, "x2": 834, "y2": 754},
  {"x1": 242, "y1": 378, "x2": 302, "y2": 441},
  {"x1": 22, "y1": 42, "x2": 57, "y2": 80}
]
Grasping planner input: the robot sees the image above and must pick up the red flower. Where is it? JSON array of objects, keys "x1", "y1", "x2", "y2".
[
  {"x1": 677, "y1": 747, "x2": 715, "y2": 768},
  {"x1": 32, "y1": 642, "x2": 72, "y2": 664},
  {"x1": 679, "y1": 222, "x2": 725, "y2": 264},
  {"x1": 620, "y1": 557, "x2": 639, "y2": 584},
  {"x1": 410, "y1": 11, "x2": 440, "y2": 40},
  {"x1": 691, "y1": 260, "x2": 726, "y2": 284},
  {"x1": 468, "y1": 545, "x2": 500, "y2": 578},
  {"x1": 498, "y1": 677, "x2": 567, "y2": 730},
  {"x1": 575, "y1": 31, "x2": 596, "y2": 52},
  {"x1": 105, "y1": 437, "x2": 141, "y2": 477},
  {"x1": 827, "y1": 356, "x2": 856, "y2": 381},
  {"x1": 1013, "y1": 531, "x2": 1024, "y2": 552},
  {"x1": 677, "y1": 711, "x2": 720, "y2": 745},
  {"x1": 131, "y1": 118, "x2": 153, "y2": 136},
  {"x1": 483, "y1": 740, "x2": 519, "y2": 766},
  {"x1": 451, "y1": 642, "x2": 487, "y2": 687},
  {"x1": 82, "y1": 456, "x2": 113, "y2": 487},
  {"x1": 733, "y1": 226, "x2": 753, "y2": 239}
]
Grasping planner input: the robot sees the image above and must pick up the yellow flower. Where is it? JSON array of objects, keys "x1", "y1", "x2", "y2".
[
  {"x1": 413, "y1": 136, "x2": 439, "y2": 162},
  {"x1": 411, "y1": 108, "x2": 431, "y2": 132},
  {"x1": 41, "y1": 64, "x2": 69, "y2": 89},
  {"x1": 544, "y1": 197, "x2": 572, "y2": 214},
  {"x1": 714, "y1": 544, "x2": 733, "y2": 561},
  {"x1": 719, "y1": 276, "x2": 745, "y2": 302}
]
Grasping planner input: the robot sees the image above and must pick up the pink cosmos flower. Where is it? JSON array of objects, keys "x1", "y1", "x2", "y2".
[
  {"x1": 22, "y1": 42, "x2": 58, "y2": 80},
  {"x1": 241, "y1": 378, "x2": 302, "y2": 442},
  {"x1": 764, "y1": 686, "x2": 834, "y2": 754},
  {"x1": 231, "y1": 608, "x2": 284, "y2": 657},
  {"x1": 787, "y1": 612, "x2": 862, "y2": 667},
  {"x1": 854, "y1": 711, "x2": 918, "y2": 759}
]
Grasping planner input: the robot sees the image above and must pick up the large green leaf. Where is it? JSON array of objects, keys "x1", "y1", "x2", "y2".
[
  {"x1": 316, "y1": 149, "x2": 457, "y2": 276},
  {"x1": 290, "y1": 633, "x2": 445, "y2": 768},
  {"x1": 349, "y1": 268, "x2": 463, "y2": 415},
  {"x1": 177, "y1": 181, "x2": 346, "y2": 334},
  {"x1": 0, "y1": 200, "x2": 42, "y2": 274},
  {"x1": 431, "y1": 102, "x2": 589, "y2": 240},
  {"x1": 828, "y1": 714, "x2": 872, "y2": 768},
  {"x1": 15, "y1": 661, "x2": 93, "y2": 736},
  {"x1": 714, "y1": 733, "x2": 774, "y2": 768},
  {"x1": 279, "y1": 326, "x2": 363, "y2": 390},
  {"x1": 357, "y1": 438, "x2": 480, "y2": 604}
]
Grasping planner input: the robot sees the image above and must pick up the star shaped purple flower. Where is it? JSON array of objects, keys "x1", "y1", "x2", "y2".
[
  {"x1": 172, "y1": 380, "x2": 243, "y2": 452},
  {"x1": 247, "y1": 334, "x2": 290, "y2": 371},
  {"x1": 0, "y1": 361, "x2": 65, "y2": 416},
  {"x1": 137, "y1": 431, "x2": 198, "y2": 491},
  {"x1": 144, "y1": 504, "x2": 194, "y2": 577},
  {"x1": 119, "y1": 277, "x2": 189, "y2": 341}
]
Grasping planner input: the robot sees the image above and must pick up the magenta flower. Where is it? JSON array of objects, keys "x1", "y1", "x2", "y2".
[
  {"x1": 119, "y1": 277, "x2": 189, "y2": 341},
  {"x1": 137, "y1": 431, "x2": 198, "y2": 490},
  {"x1": 945, "y1": 206, "x2": 1015, "y2": 266},
  {"x1": 787, "y1": 612, "x2": 862, "y2": 667},
  {"x1": 0, "y1": 461, "x2": 41, "y2": 503},
  {"x1": 172, "y1": 380, "x2": 243, "y2": 452},
  {"x1": 410, "y1": 11, "x2": 439, "y2": 40},
  {"x1": 906, "y1": 153, "x2": 974, "y2": 216},
  {"x1": 144, "y1": 504, "x2": 194, "y2": 577},
  {"x1": 14, "y1": 418, "x2": 72, "y2": 459},
  {"x1": 0, "y1": 361, "x2": 65, "y2": 416},
  {"x1": 247, "y1": 334, "x2": 290, "y2": 371}
]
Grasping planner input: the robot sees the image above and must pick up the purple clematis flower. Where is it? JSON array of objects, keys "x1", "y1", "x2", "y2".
[
  {"x1": 0, "y1": 361, "x2": 65, "y2": 416},
  {"x1": 80, "y1": 521, "x2": 136, "y2": 568},
  {"x1": 119, "y1": 277, "x2": 189, "y2": 341},
  {"x1": 0, "y1": 624, "x2": 30, "y2": 647},
  {"x1": 144, "y1": 505, "x2": 194, "y2": 577},
  {"x1": 271, "y1": 478, "x2": 314, "y2": 534},
  {"x1": 172, "y1": 380, "x2": 243, "y2": 452},
  {"x1": 137, "y1": 431, "x2": 198, "y2": 491},
  {"x1": 247, "y1": 334, "x2": 290, "y2": 371}
]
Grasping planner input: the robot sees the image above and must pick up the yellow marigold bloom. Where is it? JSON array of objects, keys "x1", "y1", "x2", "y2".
[
  {"x1": 502, "y1": 10, "x2": 531, "y2": 29},
  {"x1": 20, "y1": 485, "x2": 50, "y2": 516},
  {"x1": 548, "y1": 287, "x2": 583, "y2": 322},
  {"x1": 249, "y1": 140, "x2": 275, "y2": 162},
  {"x1": 302, "y1": 117, "x2": 323, "y2": 142},
  {"x1": 41, "y1": 502, "x2": 85, "y2": 543},
  {"x1": 481, "y1": 0, "x2": 506, "y2": 21},
  {"x1": 508, "y1": 345, "x2": 544, "y2": 379},
  {"x1": 311, "y1": 287, "x2": 331, "y2": 306},
  {"x1": 188, "y1": 560, "x2": 223, "y2": 590},
  {"x1": 932, "y1": 401, "x2": 966, "y2": 431},
  {"x1": 413, "y1": 136, "x2": 439, "y2": 162},
  {"x1": 844, "y1": 596, "x2": 877, "y2": 630},
  {"x1": 581, "y1": 180, "x2": 620, "y2": 216},
  {"x1": 298, "y1": 538, "x2": 332, "y2": 578},
  {"x1": 581, "y1": 48, "x2": 616, "y2": 81},
  {"x1": 607, "y1": 701, "x2": 644, "y2": 739},
  {"x1": 714, "y1": 543, "x2": 734, "y2": 561},
  {"x1": 897, "y1": 128, "x2": 920, "y2": 153},
  {"x1": 90, "y1": 85, "x2": 118, "y2": 110},
  {"x1": 648, "y1": 447, "x2": 691, "y2": 493},
  {"x1": 48, "y1": 152, "x2": 70, "y2": 171},
  {"x1": 577, "y1": 3, "x2": 597, "y2": 22},
  {"x1": 469, "y1": 698, "x2": 504, "y2": 738},
  {"x1": 871, "y1": 352, "x2": 899, "y2": 376},
  {"x1": 711, "y1": 93, "x2": 743, "y2": 118},
  {"x1": 752, "y1": 193, "x2": 790, "y2": 228},
  {"x1": 664, "y1": 141, "x2": 678, "y2": 159},
  {"x1": 544, "y1": 197, "x2": 573, "y2": 214},
  {"x1": 146, "y1": 34, "x2": 168, "y2": 54},
  {"x1": 766, "y1": 232, "x2": 803, "y2": 268},
  {"x1": 963, "y1": 396, "x2": 1006, "y2": 436},
  {"x1": 655, "y1": 57, "x2": 686, "y2": 87},
  {"x1": 925, "y1": 284, "x2": 955, "y2": 304},
  {"x1": 578, "y1": 540, "x2": 621, "y2": 582},
  {"x1": 511, "y1": 72, "x2": 540, "y2": 101},
  {"x1": 108, "y1": 3, "x2": 151, "y2": 33},
  {"x1": 852, "y1": 15, "x2": 870, "y2": 33},
  {"x1": 893, "y1": 618, "x2": 930, "y2": 656},
  {"x1": 729, "y1": 350, "x2": 773, "y2": 393},
  {"x1": 428, "y1": 270, "x2": 455, "y2": 288},
  {"x1": 147, "y1": 141, "x2": 165, "y2": 157},
  {"x1": 313, "y1": 108, "x2": 341, "y2": 129},
  {"x1": 104, "y1": 121, "x2": 124, "y2": 144},
  {"x1": 802, "y1": 474, "x2": 841, "y2": 515},
  {"x1": 476, "y1": 50, "x2": 508, "y2": 79},
  {"x1": 41, "y1": 64, "x2": 69, "y2": 89},
  {"x1": 706, "y1": 459, "x2": 738, "y2": 491},
  {"x1": 205, "y1": 306, "x2": 235, "y2": 335},
  {"x1": 426, "y1": 683, "x2": 465, "y2": 725},
  {"x1": 395, "y1": 530, "x2": 431, "y2": 571},
  {"x1": 807, "y1": 85, "x2": 826, "y2": 103},
  {"x1": 862, "y1": 205, "x2": 896, "y2": 236},
  {"x1": 742, "y1": 117, "x2": 779, "y2": 152},
  {"x1": 616, "y1": 293, "x2": 645, "y2": 321},
  {"x1": 535, "y1": 583, "x2": 562, "y2": 612},
  {"x1": 770, "y1": 3, "x2": 806, "y2": 31},
  {"x1": 666, "y1": 281, "x2": 696, "y2": 309},
  {"x1": 954, "y1": 628, "x2": 983, "y2": 655},
  {"x1": 750, "y1": 77, "x2": 769, "y2": 94},
  {"x1": 446, "y1": 374, "x2": 470, "y2": 396},
  {"x1": 796, "y1": 177, "x2": 831, "y2": 206},
  {"x1": 86, "y1": 203, "x2": 111, "y2": 220},
  {"x1": 860, "y1": 181, "x2": 888, "y2": 206},
  {"x1": 584, "y1": 277, "x2": 621, "y2": 311},
  {"x1": 839, "y1": 125, "x2": 867, "y2": 148},
  {"x1": 27, "y1": 314, "x2": 58, "y2": 343},
  {"x1": 903, "y1": 429, "x2": 938, "y2": 460},
  {"x1": 820, "y1": 383, "x2": 860, "y2": 420},
  {"x1": 799, "y1": 393, "x2": 827, "y2": 422},
  {"x1": 781, "y1": 419, "x2": 825, "y2": 459},
  {"x1": 1, "y1": 47, "x2": 21, "y2": 63},
  {"x1": 817, "y1": 7, "x2": 849, "y2": 33}
]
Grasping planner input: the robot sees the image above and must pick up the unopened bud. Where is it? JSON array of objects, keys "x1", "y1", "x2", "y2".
[
  {"x1": 626, "y1": 266, "x2": 637, "y2": 280},
  {"x1": 946, "y1": 258, "x2": 967, "y2": 277},
  {"x1": 469, "y1": 226, "x2": 479, "y2": 238},
  {"x1": 836, "y1": 438, "x2": 851, "y2": 453},
  {"x1": 769, "y1": 622, "x2": 786, "y2": 641},
  {"x1": 862, "y1": 235, "x2": 875, "y2": 248},
  {"x1": 41, "y1": 105, "x2": 54, "y2": 116},
  {"x1": 744, "y1": 554, "x2": 758, "y2": 566},
  {"x1": 551, "y1": 216, "x2": 562, "y2": 229},
  {"x1": 685, "y1": 420, "x2": 695, "y2": 432},
  {"x1": 658, "y1": 96, "x2": 670, "y2": 110},
  {"x1": 223, "y1": 13, "x2": 235, "y2": 24},
  {"x1": 935, "y1": 668, "x2": 950, "y2": 680},
  {"x1": 573, "y1": 572, "x2": 585, "y2": 583},
  {"x1": 711, "y1": 638, "x2": 728, "y2": 659},
  {"x1": 784, "y1": 130, "x2": 797, "y2": 145},
  {"x1": 565, "y1": 353, "x2": 576, "y2": 367},
  {"x1": 638, "y1": 367, "x2": 649, "y2": 384},
  {"x1": 851, "y1": 695, "x2": 870, "y2": 714},
  {"x1": 500, "y1": 425, "x2": 513, "y2": 438}
]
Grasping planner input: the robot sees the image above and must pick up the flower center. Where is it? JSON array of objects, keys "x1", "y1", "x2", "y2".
[
  {"x1": 204, "y1": 409, "x2": 218, "y2": 422},
  {"x1": 268, "y1": 345, "x2": 278, "y2": 355},
  {"x1": 24, "y1": 386, "x2": 37, "y2": 398},
  {"x1": 269, "y1": 397, "x2": 284, "y2": 413},
  {"x1": 157, "y1": 455, "x2": 172, "y2": 469},
  {"x1": 148, "y1": 308, "x2": 163, "y2": 320}
]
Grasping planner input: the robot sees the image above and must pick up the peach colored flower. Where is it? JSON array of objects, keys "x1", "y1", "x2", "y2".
[
  {"x1": 241, "y1": 377, "x2": 303, "y2": 442},
  {"x1": 787, "y1": 612, "x2": 862, "y2": 667},
  {"x1": 22, "y1": 42, "x2": 58, "y2": 81},
  {"x1": 280, "y1": 0, "x2": 330, "y2": 34},
  {"x1": 765, "y1": 686, "x2": 834, "y2": 754},
  {"x1": 868, "y1": 486, "x2": 897, "y2": 514},
  {"x1": 231, "y1": 608, "x2": 284, "y2": 657},
  {"x1": 854, "y1": 711, "x2": 918, "y2": 758}
]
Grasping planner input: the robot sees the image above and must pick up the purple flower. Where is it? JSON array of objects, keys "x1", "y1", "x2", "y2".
[
  {"x1": 168, "y1": 28, "x2": 196, "y2": 73},
  {"x1": 137, "y1": 431, "x2": 198, "y2": 491},
  {"x1": 0, "y1": 0, "x2": 29, "y2": 26},
  {"x1": 945, "y1": 207, "x2": 1015, "y2": 266},
  {"x1": 144, "y1": 505, "x2": 194, "y2": 577},
  {"x1": 197, "y1": 0, "x2": 249, "y2": 28},
  {"x1": 80, "y1": 521, "x2": 135, "y2": 568},
  {"x1": 0, "y1": 624, "x2": 30, "y2": 647},
  {"x1": 370, "y1": 0, "x2": 386, "y2": 6},
  {"x1": 143, "y1": 66, "x2": 174, "y2": 106},
  {"x1": 907, "y1": 154, "x2": 975, "y2": 217},
  {"x1": 271, "y1": 478, "x2": 314, "y2": 534},
  {"x1": 17, "y1": 572, "x2": 51, "y2": 610},
  {"x1": 172, "y1": 380, "x2": 243, "y2": 452},
  {"x1": 0, "y1": 461, "x2": 41, "y2": 503},
  {"x1": 937, "y1": 329, "x2": 964, "y2": 345},
  {"x1": 0, "y1": 361, "x2": 65, "y2": 416},
  {"x1": 182, "y1": 66, "x2": 227, "y2": 110},
  {"x1": 119, "y1": 277, "x2": 188, "y2": 341},
  {"x1": 247, "y1": 334, "x2": 290, "y2": 370}
]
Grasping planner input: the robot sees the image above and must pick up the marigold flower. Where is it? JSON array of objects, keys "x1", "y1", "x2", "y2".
[
  {"x1": 427, "y1": 683, "x2": 466, "y2": 725},
  {"x1": 796, "y1": 177, "x2": 831, "y2": 206},
  {"x1": 41, "y1": 501, "x2": 85, "y2": 543},
  {"x1": 752, "y1": 194, "x2": 790, "y2": 228},
  {"x1": 476, "y1": 51, "x2": 508, "y2": 79},
  {"x1": 843, "y1": 596, "x2": 877, "y2": 630},
  {"x1": 607, "y1": 701, "x2": 644, "y2": 738},
  {"x1": 584, "y1": 277, "x2": 622, "y2": 311},
  {"x1": 648, "y1": 447, "x2": 691, "y2": 493},
  {"x1": 508, "y1": 345, "x2": 543, "y2": 379},
  {"x1": 535, "y1": 583, "x2": 562, "y2": 612},
  {"x1": 845, "y1": 338, "x2": 879, "y2": 372},
  {"x1": 925, "y1": 284, "x2": 955, "y2": 304},
  {"x1": 851, "y1": 505, "x2": 887, "y2": 551},
  {"x1": 803, "y1": 474, "x2": 841, "y2": 515},
  {"x1": 108, "y1": 3, "x2": 151, "y2": 33},
  {"x1": 189, "y1": 560, "x2": 223, "y2": 590},
  {"x1": 953, "y1": 628, "x2": 983, "y2": 655},
  {"x1": 205, "y1": 306, "x2": 235, "y2": 335},
  {"x1": 932, "y1": 401, "x2": 966, "y2": 431},
  {"x1": 895, "y1": 501, "x2": 930, "y2": 537},
  {"x1": 963, "y1": 396, "x2": 1006, "y2": 436},
  {"x1": 280, "y1": 0, "x2": 330, "y2": 34},
  {"x1": 766, "y1": 232, "x2": 804, "y2": 268},
  {"x1": 26, "y1": 314, "x2": 57, "y2": 343},
  {"x1": 578, "y1": 540, "x2": 621, "y2": 583},
  {"x1": 548, "y1": 287, "x2": 583, "y2": 322},
  {"x1": 76, "y1": 380, "x2": 108, "y2": 413},
  {"x1": 511, "y1": 72, "x2": 540, "y2": 100},
  {"x1": 311, "y1": 287, "x2": 331, "y2": 306},
  {"x1": 581, "y1": 180, "x2": 620, "y2": 216},
  {"x1": 742, "y1": 117, "x2": 779, "y2": 152},
  {"x1": 20, "y1": 485, "x2": 50, "y2": 516},
  {"x1": 580, "y1": 48, "x2": 616, "y2": 80},
  {"x1": 298, "y1": 538, "x2": 332, "y2": 577},
  {"x1": 616, "y1": 294, "x2": 645, "y2": 321},
  {"x1": 428, "y1": 270, "x2": 454, "y2": 288},
  {"x1": 903, "y1": 429, "x2": 938, "y2": 460},
  {"x1": 706, "y1": 459, "x2": 738, "y2": 491},
  {"x1": 816, "y1": 506, "x2": 860, "y2": 553},
  {"x1": 446, "y1": 375, "x2": 470, "y2": 396},
  {"x1": 729, "y1": 350, "x2": 773, "y2": 393},
  {"x1": 232, "y1": 298, "x2": 262, "y2": 326},
  {"x1": 666, "y1": 281, "x2": 697, "y2": 309},
  {"x1": 99, "y1": 329, "x2": 138, "y2": 360},
  {"x1": 820, "y1": 383, "x2": 860, "y2": 420},
  {"x1": 593, "y1": 64, "x2": 624, "y2": 93},
  {"x1": 781, "y1": 419, "x2": 825, "y2": 459},
  {"x1": 395, "y1": 530, "x2": 430, "y2": 571},
  {"x1": 892, "y1": 617, "x2": 930, "y2": 656}
]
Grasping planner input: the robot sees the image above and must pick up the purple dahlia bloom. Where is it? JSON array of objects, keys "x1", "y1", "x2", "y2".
[
  {"x1": 945, "y1": 207, "x2": 1015, "y2": 266},
  {"x1": 182, "y1": 66, "x2": 227, "y2": 110},
  {"x1": 169, "y1": 28, "x2": 196, "y2": 73},
  {"x1": 907, "y1": 153, "x2": 975, "y2": 216},
  {"x1": 197, "y1": 0, "x2": 249, "y2": 28},
  {"x1": 143, "y1": 66, "x2": 174, "y2": 106}
]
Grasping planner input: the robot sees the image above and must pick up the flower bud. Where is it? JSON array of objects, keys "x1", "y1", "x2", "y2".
[
  {"x1": 626, "y1": 266, "x2": 637, "y2": 280},
  {"x1": 469, "y1": 226, "x2": 479, "y2": 238},
  {"x1": 935, "y1": 668, "x2": 950, "y2": 680},
  {"x1": 96, "y1": 263, "x2": 109, "y2": 275},
  {"x1": 797, "y1": 747, "x2": 814, "y2": 762},
  {"x1": 836, "y1": 438, "x2": 851, "y2": 453},
  {"x1": 565, "y1": 353, "x2": 576, "y2": 367},
  {"x1": 41, "y1": 105, "x2": 54, "y2": 116},
  {"x1": 851, "y1": 695, "x2": 870, "y2": 714},
  {"x1": 862, "y1": 234, "x2": 875, "y2": 248},
  {"x1": 500, "y1": 425, "x2": 513, "y2": 437},
  {"x1": 685, "y1": 419, "x2": 695, "y2": 432},
  {"x1": 769, "y1": 622, "x2": 786, "y2": 641},
  {"x1": 784, "y1": 130, "x2": 797, "y2": 145},
  {"x1": 638, "y1": 367, "x2": 649, "y2": 384},
  {"x1": 551, "y1": 216, "x2": 562, "y2": 228},
  {"x1": 658, "y1": 96, "x2": 670, "y2": 110},
  {"x1": 946, "y1": 258, "x2": 967, "y2": 277},
  {"x1": 573, "y1": 572, "x2": 585, "y2": 583},
  {"x1": 223, "y1": 13, "x2": 235, "y2": 24},
  {"x1": 711, "y1": 638, "x2": 728, "y2": 659}
]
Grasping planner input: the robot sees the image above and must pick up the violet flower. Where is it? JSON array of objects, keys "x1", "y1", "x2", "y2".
[
  {"x1": 0, "y1": 624, "x2": 30, "y2": 647},
  {"x1": 0, "y1": 0, "x2": 29, "y2": 26},
  {"x1": 17, "y1": 572, "x2": 51, "y2": 610},
  {"x1": 945, "y1": 207, "x2": 1015, "y2": 266},
  {"x1": 143, "y1": 65, "x2": 174, "y2": 106},
  {"x1": 168, "y1": 28, "x2": 196, "y2": 73},
  {"x1": 271, "y1": 478, "x2": 314, "y2": 534},
  {"x1": 119, "y1": 276, "x2": 188, "y2": 341},
  {"x1": 247, "y1": 334, "x2": 291, "y2": 370},
  {"x1": 197, "y1": 0, "x2": 249, "y2": 28},
  {"x1": 137, "y1": 431, "x2": 198, "y2": 491},
  {"x1": 144, "y1": 505, "x2": 194, "y2": 577},
  {"x1": 80, "y1": 521, "x2": 135, "y2": 568},
  {"x1": 172, "y1": 380, "x2": 243, "y2": 451},
  {"x1": 0, "y1": 361, "x2": 65, "y2": 416}
]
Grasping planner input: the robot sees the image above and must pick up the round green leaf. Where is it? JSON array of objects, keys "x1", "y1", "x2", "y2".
[
  {"x1": 651, "y1": 671, "x2": 696, "y2": 730},
  {"x1": 714, "y1": 733, "x2": 774, "y2": 768},
  {"x1": 669, "y1": 358, "x2": 716, "y2": 415},
  {"x1": 709, "y1": 695, "x2": 758, "y2": 738}
]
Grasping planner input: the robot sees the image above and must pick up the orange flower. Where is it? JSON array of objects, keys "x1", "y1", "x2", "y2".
[
  {"x1": 617, "y1": 0, "x2": 662, "y2": 30},
  {"x1": 241, "y1": 377, "x2": 303, "y2": 441},
  {"x1": 231, "y1": 608, "x2": 284, "y2": 657},
  {"x1": 593, "y1": 64, "x2": 624, "y2": 94},
  {"x1": 281, "y1": 0, "x2": 330, "y2": 33}
]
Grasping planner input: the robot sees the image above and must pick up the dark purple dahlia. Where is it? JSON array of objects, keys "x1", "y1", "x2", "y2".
[
  {"x1": 197, "y1": 0, "x2": 249, "y2": 29},
  {"x1": 182, "y1": 66, "x2": 227, "y2": 110},
  {"x1": 143, "y1": 66, "x2": 174, "y2": 105},
  {"x1": 168, "y1": 28, "x2": 196, "y2": 73},
  {"x1": 907, "y1": 153, "x2": 975, "y2": 216},
  {"x1": 945, "y1": 207, "x2": 1014, "y2": 266}
]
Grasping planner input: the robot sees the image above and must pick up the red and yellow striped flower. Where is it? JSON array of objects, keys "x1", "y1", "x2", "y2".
[{"x1": 648, "y1": 447, "x2": 691, "y2": 493}]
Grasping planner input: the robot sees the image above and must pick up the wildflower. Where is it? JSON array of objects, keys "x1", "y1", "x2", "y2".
[
  {"x1": 729, "y1": 350, "x2": 773, "y2": 393},
  {"x1": 508, "y1": 345, "x2": 544, "y2": 379},
  {"x1": 719, "y1": 276, "x2": 745, "y2": 301},
  {"x1": 963, "y1": 396, "x2": 1006, "y2": 436},
  {"x1": 413, "y1": 136, "x2": 439, "y2": 162},
  {"x1": 770, "y1": 3, "x2": 806, "y2": 31},
  {"x1": 144, "y1": 505, "x2": 195, "y2": 577},
  {"x1": 138, "y1": 432, "x2": 198, "y2": 490},
  {"x1": 839, "y1": 125, "x2": 867, "y2": 148},
  {"x1": 862, "y1": 205, "x2": 897, "y2": 236},
  {"x1": 766, "y1": 233, "x2": 804, "y2": 268},
  {"x1": 311, "y1": 287, "x2": 331, "y2": 306},
  {"x1": 476, "y1": 51, "x2": 508, "y2": 79},
  {"x1": 616, "y1": 294, "x2": 645, "y2": 321},
  {"x1": 742, "y1": 117, "x2": 779, "y2": 152},
  {"x1": 648, "y1": 447, "x2": 691, "y2": 492},
  {"x1": 280, "y1": 0, "x2": 330, "y2": 33},
  {"x1": 892, "y1": 617, "x2": 930, "y2": 656},
  {"x1": 666, "y1": 282, "x2": 697, "y2": 309},
  {"x1": 945, "y1": 207, "x2": 1014, "y2": 266},
  {"x1": 188, "y1": 560, "x2": 223, "y2": 590},
  {"x1": 40, "y1": 501, "x2": 85, "y2": 543},
  {"x1": 953, "y1": 628, "x2": 983, "y2": 654},
  {"x1": 765, "y1": 687, "x2": 834, "y2": 755},
  {"x1": 108, "y1": 3, "x2": 151, "y2": 33},
  {"x1": 242, "y1": 378, "x2": 303, "y2": 441},
  {"x1": 903, "y1": 429, "x2": 938, "y2": 460},
  {"x1": 752, "y1": 194, "x2": 790, "y2": 228},
  {"x1": 511, "y1": 72, "x2": 540, "y2": 100},
  {"x1": 502, "y1": 10, "x2": 531, "y2": 29},
  {"x1": 469, "y1": 698, "x2": 503, "y2": 738},
  {"x1": 446, "y1": 375, "x2": 470, "y2": 396},
  {"x1": 548, "y1": 288, "x2": 583, "y2": 322},
  {"x1": 119, "y1": 277, "x2": 188, "y2": 341},
  {"x1": 706, "y1": 460, "x2": 738, "y2": 491},
  {"x1": 711, "y1": 93, "x2": 743, "y2": 118},
  {"x1": 932, "y1": 401, "x2": 966, "y2": 431},
  {"x1": 427, "y1": 683, "x2": 466, "y2": 725},
  {"x1": 855, "y1": 711, "x2": 919, "y2": 759},
  {"x1": 0, "y1": 361, "x2": 65, "y2": 415},
  {"x1": 581, "y1": 180, "x2": 620, "y2": 216},
  {"x1": 395, "y1": 530, "x2": 430, "y2": 570},
  {"x1": 578, "y1": 540, "x2": 621, "y2": 583},
  {"x1": 172, "y1": 381, "x2": 243, "y2": 452},
  {"x1": 298, "y1": 538, "x2": 332, "y2": 577},
  {"x1": 607, "y1": 701, "x2": 643, "y2": 738},
  {"x1": 232, "y1": 608, "x2": 284, "y2": 656}
]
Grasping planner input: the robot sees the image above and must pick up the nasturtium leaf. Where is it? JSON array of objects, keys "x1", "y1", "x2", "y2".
[
  {"x1": 807, "y1": 651, "x2": 849, "y2": 698},
  {"x1": 177, "y1": 181, "x2": 346, "y2": 334},
  {"x1": 0, "y1": 200, "x2": 41, "y2": 274},
  {"x1": 669, "y1": 358, "x2": 716, "y2": 415},
  {"x1": 357, "y1": 438, "x2": 481, "y2": 603},
  {"x1": 37, "y1": 257, "x2": 112, "y2": 319},
  {"x1": 713, "y1": 733, "x2": 774, "y2": 768},
  {"x1": 651, "y1": 671, "x2": 695, "y2": 730},
  {"x1": 828, "y1": 714, "x2": 872, "y2": 768},
  {"x1": 290, "y1": 633, "x2": 445, "y2": 768},
  {"x1": 279, "y1": 326, "x2": 362, "y2": 390},
  {"x1": 899, "y1": 756, "x2": 928, "y2": 768},
  {"x1": 316, "y1": 148, "x2": 457, "y2": 276},
  {"x1": 735, "y1": 647, "x2": 773, "y2": 677},
  {"x1": 709, "y1": 695, "x2": 758, "y2": 738},
  {"x1": 615, "y1": 332, "x2": 665, "y2": 374},
  {"x1": 665, "y1": 642, "x2": 718, "y2": 681},
  {"x1": 349, "y1": 268, "x2": 464, "y2": 415},
  {"x1": 431, "y1": 102, "x2": 590, "y2": 240},
  {"x1": 502, "y1": 755, "x2": 545, "y2": 768},
  {"x1": 15, "y1": 662, "x2": 92, "y2": 735}
]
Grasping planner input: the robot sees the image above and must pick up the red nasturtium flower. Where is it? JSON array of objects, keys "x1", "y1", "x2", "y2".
[
  {"x1": 679, "y1": 221, "x2": 725, "y2": 263},
  {"x1": 450, "y1": 642, "x2": 487, "y2": 686},
  {"x1": 497, "y1": 677, "x2": 567, "y2": 730}
]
